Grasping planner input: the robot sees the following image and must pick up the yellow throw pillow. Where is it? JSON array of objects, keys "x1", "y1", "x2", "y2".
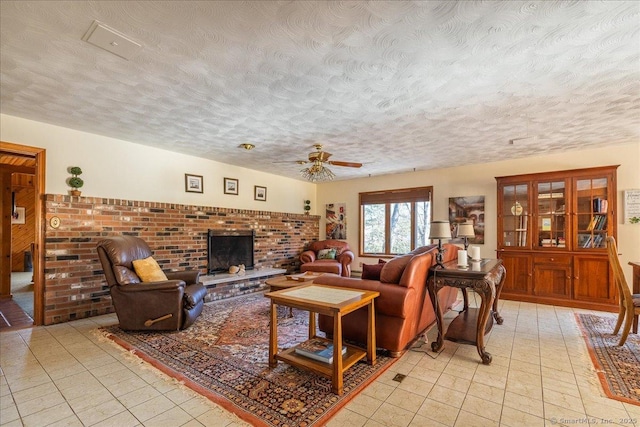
[{"x1": 132, "y1": 256, "x2": 168, "y2": 282}]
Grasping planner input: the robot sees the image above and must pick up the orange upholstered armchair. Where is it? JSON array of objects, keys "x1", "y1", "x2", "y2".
[{"x1": 299, "y1": 239, "x2": 354, "y2": 277}]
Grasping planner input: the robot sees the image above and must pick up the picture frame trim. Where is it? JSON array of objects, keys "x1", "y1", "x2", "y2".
[
  {"x1": 254, "y1": 185, "x2": 267, "y2": 201},
  {"x1": 11, "y1": 206, "x2": 26, "y2": 224},
  {"x1": 185, "y1": 173, "x2": 204, "y2": 193},
  {"x1": 224, "y1": 177, "x2": 239, "y2": 195}
]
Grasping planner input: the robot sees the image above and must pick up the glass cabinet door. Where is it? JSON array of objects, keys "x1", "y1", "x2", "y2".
[
  {"x1": 500, "y1": 183, "x2": 530, "y2": 248},
  {"x1": 535, "y1": 180, "x2": 567, "y2": 249},
  {"x1": 575, "y1": 177, "x2": 610, "y2": 249}
]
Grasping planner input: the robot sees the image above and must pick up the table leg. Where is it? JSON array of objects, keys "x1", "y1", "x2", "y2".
[
  {"x1": 476, "y1": 283, "x2": 495, "y2": 365},
  {"x1": 332, "y1": 314, "x2": 344, "y2": 395},
  {"x1": 308, "y1": 311, "x2": 316, "y2": 339},
  {"x1": 492, "y1": 264, "x2": 506, "y2": 325},
  {"x1": 269, "y1": 302, "x2": 278, "y2": 367},
  {"x1": 367, "y1": 299, "x2": 377, "y2": 365},
  {"x1": 429, "y1": 280, "x2": 444, "y2": 353}
]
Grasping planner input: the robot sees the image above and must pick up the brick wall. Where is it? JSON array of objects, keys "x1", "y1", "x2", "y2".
[{"x1": 44, "y1": 194, "x2": 319, "y2": 325}]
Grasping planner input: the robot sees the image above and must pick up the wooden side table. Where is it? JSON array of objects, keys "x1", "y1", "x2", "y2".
[
  {"x1": 428, "y1": 258, "x2": 506, "y2": 365},
  {"x1": 265, "y1": 284, "x2": 379, "y2": 395}
]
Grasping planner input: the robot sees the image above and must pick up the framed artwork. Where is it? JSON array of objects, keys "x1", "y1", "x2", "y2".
[
  {"x1": 448, "y1": 196, "x2": 485, "y2": 244},
  {"x1": 624, "y1": 189, "x2": 640, "y2": 224},
  {"x1": 224, "y1": 177, "x2": 239, "y2": 195},
  {"x1": 326, "y1": 203, "x2": 346, "y2": 239},
  {"x1": 254, "y1": 185, "x2": 267, "y2": 201},
  {"x1": 12, "y1": 206, "x2": 25, "y2": 224},
  {"x1": 185, "y1": 174, "x2": 203, "y2": 193}
]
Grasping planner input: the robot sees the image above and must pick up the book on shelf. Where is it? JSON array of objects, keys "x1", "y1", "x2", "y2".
[
  {"x1": 592, "y1": 198, "x2": 608, "y2": 214},
  {"x1": 294, "y1": 338, "x2": 347, "y2": 363}
]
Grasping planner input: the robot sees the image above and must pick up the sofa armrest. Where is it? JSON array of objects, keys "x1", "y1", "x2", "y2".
[
  {"x1": 166, "y1": 270, "x2": 200, "y2": 285},
  {"x1": 337, "y1": 250, "x2": 354, "y2": 264},
  {"x1": 337, "y1": 250, "x2": 354, "y2": 277},
  {"x1": 300, "y1": 250, "x2": 316, "y2": 263}
]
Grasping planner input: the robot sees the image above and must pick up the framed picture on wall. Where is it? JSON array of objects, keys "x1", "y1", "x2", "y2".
[
  {"x1": 224, "y1": 177, "x2": 239, "y2": 195},
  {"x1": 185, "y1": 174, "x2": 203, "y2": 193},
  {"x1": 12, "y1": 206, "x2": 25, "y2": 224},
  {"x1": 254, "y1": 186, "x2": 267, "y2": 201}
]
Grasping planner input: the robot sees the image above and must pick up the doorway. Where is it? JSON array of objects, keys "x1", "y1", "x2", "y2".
[{"x1": 0, "y1": 141, "x2": 45, "y2": 326}]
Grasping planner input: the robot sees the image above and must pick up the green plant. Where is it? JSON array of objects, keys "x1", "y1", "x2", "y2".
[
  {"x1": 304, "y1": 200, "x2": 311, "y2": 211},
  {"x1": 630, "y1": 216, "x2": 640, "y2": 224},
  {"x1": 67, "y1": 166, "x2": 84, "y2": 189}
]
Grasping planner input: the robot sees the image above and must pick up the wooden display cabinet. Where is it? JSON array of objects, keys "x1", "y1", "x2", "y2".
[{"x1": 496, "y1": 165, "x2": 618, "y2": 311}]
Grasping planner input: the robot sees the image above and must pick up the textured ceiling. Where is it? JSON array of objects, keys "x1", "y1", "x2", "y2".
[{"x1": 1, "y1": 1, "x2": 639, "y2": 181}]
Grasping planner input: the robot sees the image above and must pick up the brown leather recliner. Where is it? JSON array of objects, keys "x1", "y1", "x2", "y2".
[
  {"x1": 96, "y1": 235, "x2": 207, "y2": 331},
  {"x1": 299, "y1": 239, "x2": 354, "y2": 277}
]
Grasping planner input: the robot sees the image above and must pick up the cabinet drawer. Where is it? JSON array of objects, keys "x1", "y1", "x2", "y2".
[{"x1": 533, "y1": 255, "x2": 572, "y2": 265}]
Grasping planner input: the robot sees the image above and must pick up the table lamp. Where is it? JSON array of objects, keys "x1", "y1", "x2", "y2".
[
  {"x1": 456, "y1": 221, "x2": 475, "y2": 250},
  {"x1": 430, "y1": 220, "x2": 452, "y2": 268}
]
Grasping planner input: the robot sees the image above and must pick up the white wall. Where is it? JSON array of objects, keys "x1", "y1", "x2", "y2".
[
  {"x1": 1, "y1": 114, "x2": 316, "y2": 213},
  {"x1": 317, "y1": 142, "x2": 640, "y2": 284}
]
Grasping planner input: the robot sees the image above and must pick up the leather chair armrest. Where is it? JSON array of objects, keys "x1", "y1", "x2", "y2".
[
  {"x1": 300, "y1": 250, "x2": 316, "y2": 263},
  {"x1": 337, "y1": 250, "x2": 354, "y2": 264},
  {"x1": 166, "y1": 270, "x2": 201, "y2": 285},
  {"x1": 184, "y1": 283, "x2": 207, "y2": 308},
  {"x1": 117, "y1": 280, "x2": 185, "y2": 293},
  {"x1": 337, "y1": 250, "x2": 354, "y2": 277}
]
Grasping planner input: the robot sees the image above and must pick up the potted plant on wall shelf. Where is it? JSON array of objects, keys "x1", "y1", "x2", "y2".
[
  {"x1": 304, "y1": 200, "x2": 311, "y2": 215},
  {"x1": 67, "y1": 166, "x2": 84, "y2": 196}
]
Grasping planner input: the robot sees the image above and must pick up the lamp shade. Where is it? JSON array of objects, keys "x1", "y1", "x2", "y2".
[
  {"x1": 457, "y1": 221, "x2": 475, "y2": 238},
  {"x1": 429, "y1": 221, "x2": 452, "y2": 239}
]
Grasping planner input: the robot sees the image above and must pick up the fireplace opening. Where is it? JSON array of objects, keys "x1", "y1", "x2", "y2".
[{"x1": 207, "y1": 229, "x2": 255, "y2": 274}]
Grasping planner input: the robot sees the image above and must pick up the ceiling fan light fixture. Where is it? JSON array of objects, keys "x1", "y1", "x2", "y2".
[
  {"x1": 300, "y1": 161, "x2": 335, "y2": 182},
  {"x1": 239, "y1": 143, "x2": 255, "y2": 150}
]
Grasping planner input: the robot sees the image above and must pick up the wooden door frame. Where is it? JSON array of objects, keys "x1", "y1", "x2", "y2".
[{"x1": 0, "y1": 141, "x2": 45, "y2": 325}]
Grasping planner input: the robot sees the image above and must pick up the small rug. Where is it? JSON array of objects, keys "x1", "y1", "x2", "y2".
[
  {"x1": 575, "y1": 313, "x2": 640, "y2": 406},
  {"x1": 101, "y1": 293, "x2": 397, "y2": 426}
]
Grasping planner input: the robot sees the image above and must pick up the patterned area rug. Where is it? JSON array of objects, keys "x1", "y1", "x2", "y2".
[
  {"x1": 101, "y1": 292, "x2": 397, "y2": 426},
  {"x1": 575, "y1": 313, "x2": 640, "y2": 406}
]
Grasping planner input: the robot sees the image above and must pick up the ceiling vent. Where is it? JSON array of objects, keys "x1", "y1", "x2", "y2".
[{"x1": 82, "y1": 20, "x2": 141, "y2": 60}]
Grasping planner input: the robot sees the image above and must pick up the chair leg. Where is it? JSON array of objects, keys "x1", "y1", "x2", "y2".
[
  {"x1": 617, "y1": 311, "x2": 633, "y2": 346},
  {"x1": 612, "y1": 304, "x2": 625, "y2": 335},
  {"x1": 633, "y1": 314, "x2": 638, "y2": 334}
]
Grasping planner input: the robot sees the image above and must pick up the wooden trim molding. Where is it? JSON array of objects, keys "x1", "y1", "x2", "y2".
[{"x1": 0, "y1": 141, "x2": 46, "y2": 325}]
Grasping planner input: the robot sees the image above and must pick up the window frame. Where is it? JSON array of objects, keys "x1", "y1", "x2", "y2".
[{"x1": 359, "y1": 186, "x2": 433, "y2": 257}]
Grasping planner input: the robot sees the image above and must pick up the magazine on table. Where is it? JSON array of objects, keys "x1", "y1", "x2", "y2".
[{"x1": 295, "y1": 338, "x2": 347, "y2": 363}]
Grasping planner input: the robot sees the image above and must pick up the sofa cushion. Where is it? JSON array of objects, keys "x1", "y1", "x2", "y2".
[
  {"x1": 380, "y1": 254, "x2": 413, "y2": 284},
  {"x1": 132, "y1": 256, "x2": 168, "y2": 282},
  {"x1": 327, "y1": 245, "x2": 345, "y2": 256},
  {"x1": 318, "y1": 248, "x2": 337, "y2": 259},
  {"x1": 362, "y1": 261, "x2": 385, "y2": 280}
]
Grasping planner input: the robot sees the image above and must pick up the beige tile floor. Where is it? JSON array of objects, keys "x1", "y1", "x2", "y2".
[{"x1": 1, "y1": 298, "x2": 639, "y2": 427}]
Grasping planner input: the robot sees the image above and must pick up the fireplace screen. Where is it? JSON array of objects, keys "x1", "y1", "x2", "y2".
[{"x1": 207, "y1": 230, "x2": 255, "y2": 274}]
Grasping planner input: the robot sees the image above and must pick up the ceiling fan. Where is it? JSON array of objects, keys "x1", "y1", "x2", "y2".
[{"x1": 291, "y1": 144, "x2": 363, "y2": 181}]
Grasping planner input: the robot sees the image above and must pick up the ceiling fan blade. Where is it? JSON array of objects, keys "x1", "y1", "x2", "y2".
[
  {"x1": 273, "y1": 160, "x2": 308, "y2": 164},
  {"x1": 328, "y1": 160, "x2": 362, "y2": 168}
]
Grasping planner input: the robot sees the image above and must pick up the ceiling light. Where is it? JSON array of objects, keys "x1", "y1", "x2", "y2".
[
  {"x1": 239, "y1": 143, "x2": 255, "y2": 150},
  {"x1": 300, "y1": 160, "x2": 335, "y2": 182}
]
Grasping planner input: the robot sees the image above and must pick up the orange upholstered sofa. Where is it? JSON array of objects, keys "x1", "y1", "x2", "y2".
[{"x1": 313, "y1": 243, "x2": 459, "y2": 357}]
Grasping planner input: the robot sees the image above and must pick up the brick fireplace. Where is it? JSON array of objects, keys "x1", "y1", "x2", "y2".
[{"x1": 43, "y1": 194, "x2": 319, "y2": 325}]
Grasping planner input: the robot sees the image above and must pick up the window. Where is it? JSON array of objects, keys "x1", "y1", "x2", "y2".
[{"x1": 360, "y1": 186, "x2": 433, "y2": 256}]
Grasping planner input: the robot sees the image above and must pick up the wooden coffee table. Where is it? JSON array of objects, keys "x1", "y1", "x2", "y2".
[{"x1": 265, "y1": 283, "x2": 379, "y2": 395}]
